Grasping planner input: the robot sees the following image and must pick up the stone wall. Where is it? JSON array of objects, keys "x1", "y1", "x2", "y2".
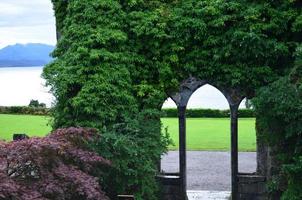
[
  {"x1": 158, "y1": 172, "x2": 268, "y2": 200},
  {"x1": 157, "y1": 173, "x2": 184, "y2": 200},
  {"x1": 238, "y1": 173, "x2": 267, "y2": 200}
]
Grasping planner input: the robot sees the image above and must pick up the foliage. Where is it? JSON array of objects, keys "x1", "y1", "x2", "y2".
[
  {"x1": 46, "y1": 1, "x2": 171, "y2": 198},
  {"x1": 45, "y1": 0, "x2": 301, "y2": 198},
  {"x1": 161, "y1": 108, "x2": 255, "y2": 118},
  {"x1": 0, "y1": 127, "x2": 110, "y2": 200},
  {"x1": 253, "y1": 45, "x2": 302, "y2": 199},
  {"x1": 163, "y1": 0, "x2": 301, "y2": 94},
  {"x1": 29, "y1": 100, "x2": 46, "y2": 108},
  {"x1": 91, "y1": 119, "x2": 171, "y2": 199},
  {"x1": 0, "y1": 106, "x2": 49, "y2": 115}
]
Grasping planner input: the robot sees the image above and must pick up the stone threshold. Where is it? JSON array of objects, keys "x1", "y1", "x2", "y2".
[{"x1": 187, "y1": 190, "x2": 231, "y2": 200}]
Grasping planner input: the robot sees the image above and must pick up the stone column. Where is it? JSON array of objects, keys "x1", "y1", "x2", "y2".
[
  {"x1": 230, "y1": 104, "x2": 240, "y2": 200},
  {"x1": 178, "y1": 106, "x2": 187, "y2": 200}
]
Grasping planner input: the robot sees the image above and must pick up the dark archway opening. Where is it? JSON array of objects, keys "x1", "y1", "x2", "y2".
[
  {"x1": 158, "y1": 77, "x2": 261, "y2": 200},
  {"x1": 185, "y1": 84, "x2": 231, "y2": 198}
]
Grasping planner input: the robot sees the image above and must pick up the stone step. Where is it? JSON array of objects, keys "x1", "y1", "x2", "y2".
[{"x1": 187, "y1": 190, "x2": 231, "y2": 200}]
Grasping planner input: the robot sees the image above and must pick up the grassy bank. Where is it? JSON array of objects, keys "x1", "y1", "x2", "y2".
[
  {"x1": 162, "y1": 118, "x2": 256, "y2": 151},
  {"x1": 0, "y1": 114, "x2": 51, "y2": 141},
  {"x1": 0, "y1": 114, "x2": 256, "y2": 151}
]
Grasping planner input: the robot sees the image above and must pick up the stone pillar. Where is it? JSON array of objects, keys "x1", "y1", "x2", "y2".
[
  {"x1": 256, "y1": 117, "x2": 270, "y2": 177},
  {"x1": 178, "y1": 106, "x2": 187, "y2": 200},
  {"x1": 230, "y1": 104, "x2": 240, "y2": 200},
  {"x1": 157, "y1": 174, "x2": 182, "y2": 200}
]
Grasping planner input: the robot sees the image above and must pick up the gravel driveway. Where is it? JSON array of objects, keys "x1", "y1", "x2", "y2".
[{"x1": 161, "y1": 151, "x2": 257, "y2": 191}]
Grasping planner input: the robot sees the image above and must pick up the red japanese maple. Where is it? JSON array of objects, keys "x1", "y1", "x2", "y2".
[{"x1": 0, "y1": 127, "x2": 111, "y2": 200}]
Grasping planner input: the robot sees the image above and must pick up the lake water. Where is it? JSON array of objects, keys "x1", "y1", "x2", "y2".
[
  {"x1": 0, "y1": 67, "x2": 245, "y2": 109},
  {"x1": 0, "y1": 66, "x2": 53, "y2": 107}
]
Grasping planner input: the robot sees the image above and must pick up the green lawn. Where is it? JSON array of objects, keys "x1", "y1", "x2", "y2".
[
  {"x1": 162, "y1": 118, "x2": 256, "y2": 151},
  {"x1": 0, "y1": 114, "x2": 51, "y2": 141},
  {"x1": 0, "y1": 114, "x2": 256, "y2": 151}
]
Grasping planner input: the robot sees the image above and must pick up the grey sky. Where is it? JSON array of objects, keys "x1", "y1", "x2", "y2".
[{"x1": 0, "y1": 0, "x2": 56, "y2": 48}]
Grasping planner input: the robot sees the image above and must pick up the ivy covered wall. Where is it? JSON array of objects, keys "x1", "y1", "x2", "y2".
[{"x1": 46, "y1": 0, "x2": 301, "y2": 199}]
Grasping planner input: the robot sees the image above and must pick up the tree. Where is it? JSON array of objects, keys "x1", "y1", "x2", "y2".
[
  {"x1": 0, "y1": 128, "x2": 110, "y2": 200},
  {"x1": 29, "y1": 100, "x2": 46, "y2": 108},
  {"x1": 29, "y1": 99, "x2": 40, "y2": 108}
]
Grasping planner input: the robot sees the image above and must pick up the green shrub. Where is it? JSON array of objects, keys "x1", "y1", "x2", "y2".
[
  {"x1": 90, "y1": 114, "x2": 171, "y2": 199},
  {"x1": 0, "y1": 106, "x2": 49, "y2": 116},
  {"x1": 161, "y1": 108, "x2": 254, "y2": 118},
  {"x1": 281, "y1": 157, "x2": 302, "y2": 200},
  {"x1": 253, "y1": 45, "x2": 302, "y2": 199},
  {"x1": 187, "y1": 109, "x2": 225, "y2": 118},
  {"x1": 9, "y1": 106, "x2": 23, "y2": 114},
  {"x1": 161, "y1": 108, "x2": 178, "y2": 118},
  {"x1": 238, "y1": 109, "x2": 255, "y2": 118}
]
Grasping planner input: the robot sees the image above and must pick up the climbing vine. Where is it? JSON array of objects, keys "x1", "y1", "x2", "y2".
[
  {"x1": 254, "y1": 45, "x2": 302, "y2": 199},
  {"x1": 45, "y1": 0, "x2": 301, "y2": 199}
]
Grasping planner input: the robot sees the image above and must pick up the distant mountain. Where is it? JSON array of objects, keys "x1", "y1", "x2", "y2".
[{"x1": 0, "y1": 43, "x2": 55, "y2": 67}]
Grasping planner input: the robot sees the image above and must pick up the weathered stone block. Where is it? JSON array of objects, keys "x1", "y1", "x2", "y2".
[
  {"x1": 157, "y1": 174, "x2": 183, "y2": 200},
  {"x1": 238, "y1": 173, "x2": 267, "y2": 199}
]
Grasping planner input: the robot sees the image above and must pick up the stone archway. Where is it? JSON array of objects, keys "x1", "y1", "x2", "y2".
[{"x1": 158, "y1": 77, "x2": 266, "y2": 200}]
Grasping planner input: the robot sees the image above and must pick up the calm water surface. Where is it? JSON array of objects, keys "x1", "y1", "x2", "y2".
[{"x1": 0, "y1": 66, "x2": 53, "y2": 107}]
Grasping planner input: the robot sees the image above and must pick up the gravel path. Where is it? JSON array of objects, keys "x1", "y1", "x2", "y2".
[{"x1": 161, "y1": 151, "x2": 257, "y2": 191}]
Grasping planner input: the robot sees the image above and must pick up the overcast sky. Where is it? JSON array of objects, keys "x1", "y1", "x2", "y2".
[{"x1": 0, "y1": 0, "x2": 56, "y2": 49}]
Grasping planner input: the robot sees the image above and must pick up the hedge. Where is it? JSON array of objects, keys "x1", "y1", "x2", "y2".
[
  {"x1": 0, "y1": 106, "x2": 50, "y2": 116},
  {"x1": 0, "y1": 107, "x2": 254, "y2": 118},
  {"x1": 161, "y1": 108, "x2": 255, "y2": 118}
]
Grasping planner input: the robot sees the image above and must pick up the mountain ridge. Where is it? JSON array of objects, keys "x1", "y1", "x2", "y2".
[{"x1": 0, "y1": 43, "x2": 55, "y2": 67}]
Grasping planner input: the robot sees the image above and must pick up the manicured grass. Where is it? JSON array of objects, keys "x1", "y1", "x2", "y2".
[
  {"x1": 0, "y1": 114, "x2": 51, "y2": 141},
  {"x1": 0, "y1": 114, "x2": 256, "y2": 151},
  {"x1": 161, "y1": 118, "x2": 256, "y2": 151}
]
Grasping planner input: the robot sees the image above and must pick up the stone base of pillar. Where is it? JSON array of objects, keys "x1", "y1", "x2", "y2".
[
  {"x1": 238, "y1": 173, "x2": 267, "y2": 200},
  {"x1": 157, "y1": 173, "x2": 186, "y2": 200}
]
